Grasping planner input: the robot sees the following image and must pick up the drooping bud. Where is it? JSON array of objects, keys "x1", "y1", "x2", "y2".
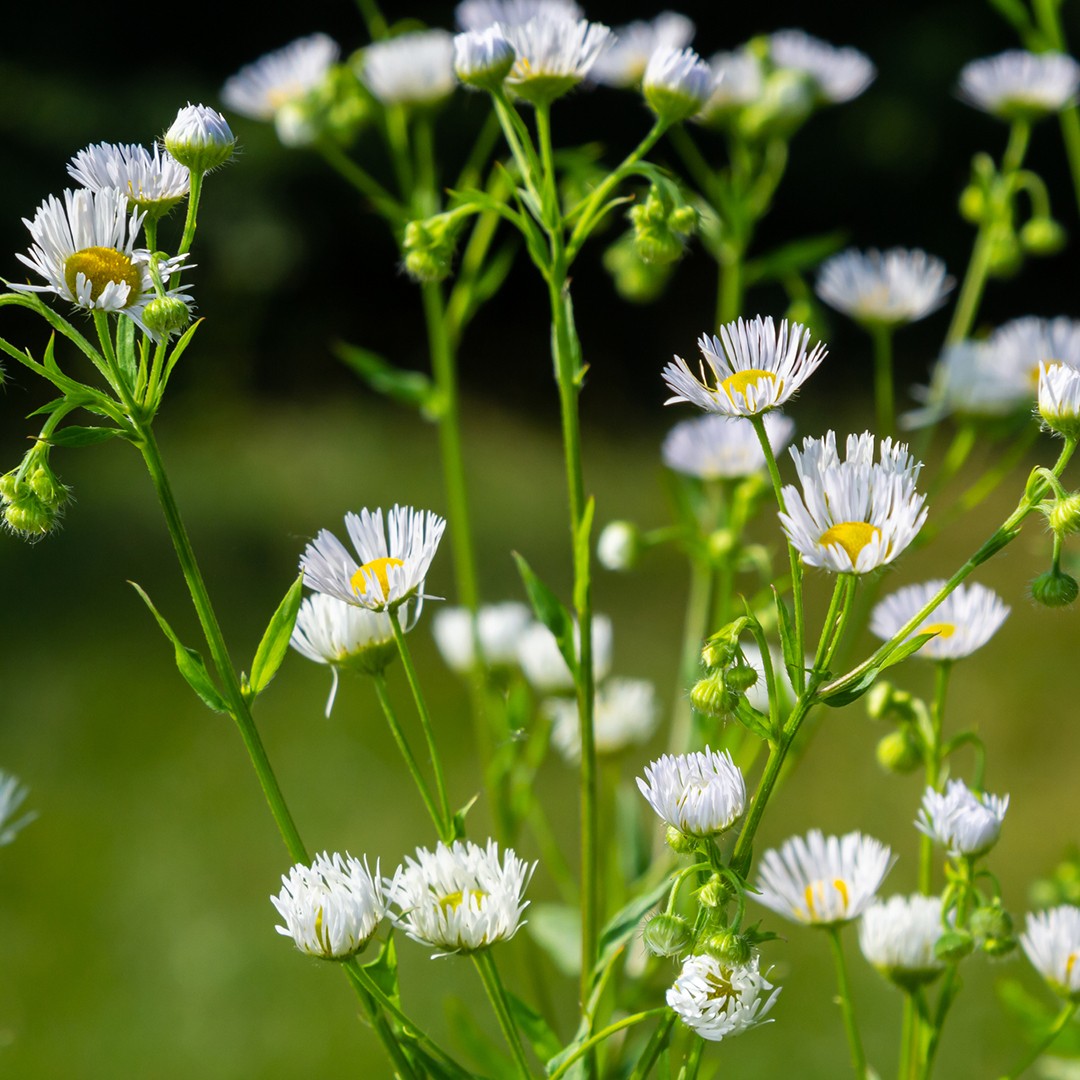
[
  {"x1": 164, "y1": 104, "x2": 236, "y2": 174},
  {"x1": 934, "y1": 929, "x2": 975, "y2": 963},
  {"x1": 642, "y1": 913, "x2": 693, "y2": 957},
  {"x1": 1048, "y1": 494, "x2": 1080, "y2": 536},
  {"x1": 601, "y1": 231, "x2": 674, "y2": 303},
  {"x1": 1020, "y1": 217, "x2": 1067, "y2": 257},
  {"x1": 1031, "y1": 566, "x2": 1079, "y2": 607},
  {"x1": 690, "y1": 672, "x2": 740, "y2": 719},
  {"x1": 629, "y1": 183, "x2": 697, "y2": 266},
  {"x1": 876, "y1": 729, "x2": 922, "y2": 774},
  {"x1": 724, "y1": 663, "x2": 759, "y2": 693},
  {"x1": 1, "y1": 451, "x2": 71, "y2": 542},
  {"x1": 695, "y1": 873, "x2": 730, "y2": 909}
]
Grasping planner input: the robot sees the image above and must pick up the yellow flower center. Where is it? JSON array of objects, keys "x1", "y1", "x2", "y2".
[
  {"x1": 803, "y1": 878, "x2": 850, "y2": 920},
  {"x1": 1034, "y1": 358, "x2": 1062, "y2": 388},
  {"x1": 818, "y1": 521, "x2": 881, "y2": 566},
  {"x1": 1067, "y1": 952, "x2": 1077, "y2": 982},
  {"x1": 64, "y1": 247, "x2": 141, "y2": 305},
  {"x1": 921, "y1": 622, "x2": 955, "y2": 639},
  {"x1": 438, "y1": 889, "x2": 487, "y2": 913},
  {"x1": 351, "y1": 556, "x2": 404, "y2": 600},
  {"x1": 705, "y1": 969, "x2": 736, "y2": 1003},
  {"x1": 720, "y1": 368, "x2": 778, "y2": 403}
]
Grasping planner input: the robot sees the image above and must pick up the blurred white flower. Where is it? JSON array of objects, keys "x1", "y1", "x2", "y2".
[
  {"x1": 590, "y1": 12, "x2": 695, "y2": 88},
  {"x1": 222, "y1": 34, "x2": 339, "y2": 121},
  {"x1": 454, "y1": 27, "x2": 516, "y2": 89},
  {"x1": 859, "y1": 894, "x2": 946, "y2": 987},
  {"x1": 1021, "y1": 905, "x2": 1080, "y2": 1000},
  {"x1": 662, "y1": 413, "x2": 795, "y2": 480},
  {"x1": 915, "y1": 779, "x2": 1008, "y2": 858},
  {"x1": 501, "y1": 15, "x2": 612, "y2": 102},
  {"x1": 517, "y1": 614, "x2": 612, "y2": 692},
  {"x1": 362, "y1": 30, "x2": 457, "y2": 106},
  {"x1": 431, "y1": 602, "x2": 531, "y2": 673},
  {"x1": 642, "y1": 46, "x2": 715, "y2": 122},
  {"x1": 1039, "y1": 362, "x2": 1080, "y2": 438},
  {"x1": 959, "y1": 50, "x2": 1080, "y2": 120},
  {"x1": 546, "y1": 676, "x2": 658, "y2": 761},
  {"x1": 0, "y1": 770, "x2": 35, "y2": 846},
  {"x1": 769, "y1": 30, "x2": 876, "y2": 104},
  {"x1": 456, "y1": 0, "x2": 582, "y2": 31}
]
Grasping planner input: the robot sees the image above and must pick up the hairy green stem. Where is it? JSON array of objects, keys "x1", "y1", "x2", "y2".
[
  {"x1": 828, "y1": 926, "x2": 868, "y2": 1079},
  {"x1": 177, "y1": 171, "x2": 203, "y2": 257},
  {"x1": 919, "y1": 662, "x2": 952, "y2": 894}
]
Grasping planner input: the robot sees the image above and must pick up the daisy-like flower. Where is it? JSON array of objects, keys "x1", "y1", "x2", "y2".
[
  {"x1": 456, "y1": 0, "x2": 582, "y2": 31},
  {"x1": 1039, "y1": 361, "x2": 1080, "y2": 439},
  {"x1": 289, "y1": 593, "x2": 396, "y2": 715},
  {"x1": 992, "y1": 315, "x2": 1080, "y2": 384},
  {"x1": 859, "y1": 894, "x2": 946, "y2": 988},
  {"x1": 663, "y1": 316, "x2": 828, "y2": 418},
  {"x1": 299, "y1": 505, "x2": 446, "y2": 621},
  {"x1": 163, "y1": 104, "x2": 237, "y2": 174},
  {"x1": 454, "y1": 27, "x2": 516, "y2": 90},
  {"x1": 362, "y1": 30, "x2": 458, "y2": 107},
  {"x1": 0, "y1": 769, "x2": 35, "y2": 846},
  {"x1": 916, "y1": 779, "x2": 1008, "y2": 858},
  {"x1": 815, "y1": 248, "x2": 953, "y2": 328},
  {"x1": 779, "y1": 432, "x2": 927, "y2": 574},
  {"x1": 642, "y1": 46, "x2": 716, "y2": 123},
  {"x1": 768, "y1": 30, "x2": 876, "y2": 104},
  {"x1": 386, "y1": 839, "x2": 534, "y2": 955},
  {"x1": 637, "y1": 746, "x2": 746, "y2": 837},
  {"x1": 870, "y1": 580, "x2": 1010, "y2": 661},
  {"x1": 1020, "y1": 905, "x2": 1080, "y2": 1000},
  {"x1": 590, "y1": 12, "x2": 696, "y2": 88},
  {"x1": 699, "y1": 49, "x2": 764, "y2": 125},
  {"x1": 517, "y1": 614, "x2": 613, "y2": 692},
  {"x1": 501, "y1": 15, "x2": 613, "y2": 104},
  {"x1": 754, "y1": 829, "x2": 895, "y2": 926},
  {"x1": 431, "y1": 601, "x2": 531, "y2": 673},
  {"x1": 662, "y1": 413, "x2": 795, "y2": 480},
  {"x1": 222, "y1": 34, "x2": 340, "y2": 122},
  {"x1": 271, "y1": 852, "x2": 384, "y2": 960},
  {"x1": 68, "y1": 143, "x2": 190, "y2": 219},
  {"x1": 958, "y1": 50, "x2": 1080, "y2": 121},
  {"x1": 13, "y1": 188, "x2": 189, "y2": 341},
  {"x1": 546, "y1": 676, "x2": 659, "y2": 761},
  {"x1": 667, "y1": 953, "x2": 781, "y2": 1042}
]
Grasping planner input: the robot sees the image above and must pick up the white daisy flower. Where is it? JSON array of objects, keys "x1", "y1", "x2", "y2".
[
  {"x1": 699, "y1": 49, "x2": 765, "y2": 124},
  {"x1": 271, "y1": 852, "x2": 384, "y2": 960},
  {"x1": 754, "y1": 829, "x2": 895, "y2": 926},
  {"x1": 1020, "y1": 905, "x2": 1080, "y2": 1000},
  {"x1": 779, "y1": 432, "x2": 927, "y2": 575},
  {"x1": 1039, "y1": 361, "x2": 1080, "y2": 438},
  {"x1": 668, "y1": 953, "x2": 781, "y2": 1042},
  {"x1": 431, "y1": 602, "x2": 532, "y2": 673},
  {"x1": 642, "y1": 46, "x2": 716, "y2": 122},
  {"x1": 12, "y1": 187, "x2": 190, "y2": 341},
  {"x1": 870, "y1": 580, "x2": 1010, "y2": 661},
  {"x1": 386, "y1": 839, "x2": 534, "y2": 955},
  {"x1": 546, "y1": 676, "x2": 659, "y2": 761},
  {"x1": 590, "y1": 12, "x2": 696, "y2": 88},
  {"x1": 992, "y1": 315, "x2": 1080, "y2": 382},
  {"x1": 815, "y1": 248, "x2": 953, "y2": 328},
  {"x1": 663, "y1": 316, "x2": 828, "y2": 418},
  {"x1": 859, "y1": 894, "x2": 946, "y2": 987},
  {"x1": 362, "y1": 30, "x2": 458, "y2": 107},
  {"x1": 517, "y1": 614, "x2": 613, "y2": 692},
  {"x1": 163, "y1": 104, "x2": 236, "y2": 173},
  {"x1": 768, "y1": 30, "x2": 876, "y2": 104},
  {"x1": 222, "y1": 34, "x2": 340, "y2": 122},
  {"x1": 456, "y1": 0, "x2": 582, "y2": 31},
  {"x1": 68, "y1": 143, "x2": 190, "y2": 218},
  {"x1": 454, "y1": 27, "x2": 516, "y2": 90},
  {"x1": 501, "y1": 15, "x2": 613, "y2": 103},
  {"x1": 637, "y1": 746, "x2": 746, "y2": 837},
  {"x1": 299, "y1": 505, "x2": 446, "y2": 619},
  {"x1": 958, "y1": 50, "x2": 1080, "y2": 120},
  {"x1": 915, "y1": 779, "x2": 1008, "y2": 858},
  {"x1": 0, "y1": 769, "x2": 35, "y2": 846},
  {"x1": 662, "y1": 413, "x2": 795, "y2": 480}
]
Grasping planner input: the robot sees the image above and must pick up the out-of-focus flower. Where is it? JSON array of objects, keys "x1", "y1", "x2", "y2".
[
  {"x1": 1020, "y1": 905, "x2": 1080, "y2": 999},
  {"x1": 501, "y1": 15, "x2": 612, "y2": 103},
  {"x1": 916, "y1": 779, "x2": 1008, "y2": 858},
  {"x1": 958, "y1": 50, "x2": 1080, "y2": 121},
  {"x1": 517, "y1": 614, "x2": 612, "y2": 692},
  {"x1": 223, "y1": 34, "x2": 340, "y2": 121},
  {"x1": 642, "y1": 46, "x2": 715, "y2": 123},
  {"x1": 768, "y1": 30, "x2": 876, "y2": 104},
  {"x1": 456, "y1": 0, "x2": 582, "y2": 31},
  {"x1": 590, "y1": 12, "x2": 695, "y2": 88},
  {"x1": 661, "y1": 413, "x2": 795, "y2": 480},
  {"x1": 859, "y1": 894, "x2": 946, "y2": 988},
  {"x1": 68, "y1": 143, "x2": 190, "y2": 218},
  {"x1": 362, "y1": 31, "x2": 457, "y2": 106},
  {"x1": 0, "y1": 770, "x2": 35, "y2": 845},
  {"x1": 546, "y1": 677, "x2": 658, "y2": 761},
  {"x1": 454, "y1": 27, "x2": 516, "y2": 90},
  {"x1": 431, "y1": 602, "x2": 531, "y2": 673}
]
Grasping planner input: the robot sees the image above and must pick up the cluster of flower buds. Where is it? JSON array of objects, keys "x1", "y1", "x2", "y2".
[
  {"x1": 402, "y1": 213, "x2": 461, "y2": 283},
  {"x1": 865, "y1": 680, "x2": 925, "y2": 774},
  {"x1": 629, "y1": 181, "x2": 697, "y2": 266},
  {"x1": 0, "y1": 445, "x2": 70, "y2": 541}
]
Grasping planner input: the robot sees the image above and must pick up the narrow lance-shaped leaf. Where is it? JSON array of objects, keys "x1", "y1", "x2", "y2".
[
  {"x1": 513, "y1": 552, "x2": 577, "y2": 678},
  {"x1": 573, "y1": 496, "x2": 594, "y2": 616},
  {"x1": 247, "y1": 573, "x2": 304, "y2": 700},
  {"x1": 333, "y1": 342, "x2": 437, "y2": 412},
  {"x1": 46, "y1": 426, "x2": 125, "y2": 448}
]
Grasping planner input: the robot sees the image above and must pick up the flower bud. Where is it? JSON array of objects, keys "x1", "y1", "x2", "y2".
[
  {"x1": 665, "y1": 825, "x2": 700, "y2": 855},
  {"x1": 701, "y1": 929, "x2": 753, "y2": 966},
  {"x1": 985, "y1": 225, "x2": 1022, "y2": 278},
  {"x1": 1, "y1": 457, "x2": 70, "y2": 541},
  {"x1": 934, "y1": 929, "x2": 975, "y2": 963},
  {"x1": 690, "y1": 673, "x2": 740, "y2": 719},
  {"x1": 707, "y1": 528, "x2": 736, "y2": 560},
  {"x1": 642, "y1": 913, "x2": 693, "y2": 957},
  {"x1": 1048, "y1": 494, "x2": 1080, "y2": 536},
  {"x1": 1031, "y1": 567, "x2": 1079, "y2": 607},
  {"x1": 970, "y1": 903, "x2": 1016, "y2": 956},
  {"x1": 142, "y1": 296, "x2": 193, "y2": 339},
  {"x1": 866, "y1": 681, "x2": 918, "y2": 723},
  {"x1": 876, "y1": 729, "x2": 922, "y2": 774},
  {"x1": 1020, "y1": 217, "x2": 1067, "y2": 257},
  {"x1": 958, "y1": 184, "x2": 987, "y2": 224},
  {"x1": 601, "y1": 232, "x2": 673, "y2": 303},
  {"x1": 629, "y1": 184, "x2": 696, "y2": 266},
  {"x1": 164, "y1": 104, "x2": 236, "y2": 174},
  {"x1": 454, "y1": 28, "x2": 515, "y2": 91},
  {"x1": 402, "y1": 216, "x2": 458, "y2": 283},
  {"x1": 695, "y1": 874, "x2": 730, "y2": 909},
  {"x1": 725, "y1": 663, "x2": 759, "y2": 693},
  {"x1": 597, "y1": 521, "x2": 640, "y2": 572}
]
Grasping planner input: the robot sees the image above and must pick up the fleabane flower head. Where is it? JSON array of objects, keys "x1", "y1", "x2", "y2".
[
  {"x1": 915, "y1": 779, "x2": 1008, "y2": 858},
  {"x1": 517, "y1": 614, "x2": 613, "y2": 692},
  {"x1": 590, "y1": 12, "x2": 695, "y2": 88},
  {"x1": 68, "y1": 143, "x2": 190, "y2": 220},
  {"x1": 454, "y1": 27, "x2": 516, "y2": 90},
  {"x1": 779, "y1": 432, "x2": 927, "y2": 574},
  {"x1": 546, "y1": 677, "x2": 659, "y2": 761},
  {"x1": 815, "y1": 248, "x2": 953, "y2": 329},
  {"x1": 164, "y1": 104, "x2": 235, "y2": 174},
  {"x1": 223, "y1": 34, "x2": 340, "y2": 122},
  {"x1": 1021, "y1": 905, "x2": 1080, "y2": 1000},
  {"x1": 637, "y1": 746, "x2": 746, "y2": 837},
  {"x1": 362, "y1": 30, "x2": 457, "y2": 107},
  {"x1": 870, "y1": 580, "x2": 1010, "y2": 661},
  {"x1": 754, "y1": 829, "x2": 895, "y2": 926},
  {"x1": 642, "y1": 46, "x2": 715, "y2": 123},
  {"x1": 959, "y1": 50, "x2": 1080, "y2": 121},
  {"x1": 662, "y1": 413, "x2": 795, "y2": 480},
  {"x1": 0, "y1": 769, "x2": 35, "y2": 846},
  {"x1": 299, "y1": 505, "x2": 446, "y2": 623},
  {"x1": 699, "y1": 49, "x2": 764, "y2": 126},
  {"x1": 859, "y1": 894, "x2": 946, "y2": 989},
  {"x1": 456, "y1": 0, "x2": 582, "y2": 31},
  {"x1": 667, "y1": 953, "x2": 780, "y2": 1042},
  {"x1": 992, "y1": 315, "x2": 1080, "y2": 390},
  {"x1": 386, "y1": 839, "x2": 534, "y2": 956},
  {"x1": 13, "y1": 187, "x2": 190, "y2": 341},
  {"x1": 768, "y1": 30, "x2": 876, "y2": 104},
  {"x1": 663, "y1": 316, "x2": 827, "y2": 418},
  {"x1": 432, "y1": 602, "x2": 531, "y2": 673},
  {"x1": 271, "y1": 852, "x2": 383, "y2": 960},
  {"x1": 1039, "y1": 362, "x2": 1080, "y2": 440},
  {"x1": 501, "y1": 15, "x2": 613, "y2": 104}
]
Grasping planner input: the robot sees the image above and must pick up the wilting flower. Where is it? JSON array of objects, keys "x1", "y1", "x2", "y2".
[
  {"x1": 516, "y1": 614, "x2": 613, "y2": 692},
  {"x1": 779, "y1": 432, "x2": 927, "y2": 574},
  {"x1": 754, "y1": 829, "x2": 895, "y2": 926},
  {"x1": 663, "y1": 316, "x2": 827, "y2": 418},
  {"x1": 667, "y1": 953, "x2": 781, "y2": 1041},
  {"x1": 958, "y1": 50, "x2": 1080, "y2": 120},
  {"x1": 223, "y1": 34, "x2": 340, "y2": 122},
  {"x1": 456, "y1": 0, "x2": 582, "y2": 31},
  {"x1": 870, "y1": 580, "x2": 1010, "y2": 661},
  {"x1": 1039, "y1": 362, "x2": 1080, "y2": 439},
  {"x1": 768, "y1": 30, "x2": 876, "y2": 104},
  {"x1": 637, "y1": 747, "x2": 746, "y2": 837},
  {"x1": 386, "y1": 839, "x2": 534, "y2": 955},
  {"x1": 546, "y1": 677, "x2": 659, "y2": 761},
  {"x1": 0, "y1": 770, "x2": 35, "y2": 845},
  {"x1": 916, "y1": 779, "x2": 1008, "y2": 858},
  {"x1": 431, "y1": 602, "x2": 531, "y2": 673},
  {"x1": 859, "y1": 894, "x2": 946, "y2": 988},
  {"x1": 1020, "y1": 905, "x2": 1080, "y2": 1000},
  {"x1": 662, "y1": 413, "x2": 795, "y2": 480},
  {"x1": 362, "y1": 30, "x2": 457, "y2": 106},
  {"x1": 501, "y1": 15, "x2": 612, "y2": 103},
  {"x1": 68, "y1": 143, "x2": 190, "y2": 218},
  {"x1": 590, "y1": 12, "x2": 695, "y2": 87},
  {"x1": 271, "y1": 852, "x2": 384, "y2": 960}
]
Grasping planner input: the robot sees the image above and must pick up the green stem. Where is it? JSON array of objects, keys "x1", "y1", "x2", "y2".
[
  {"x1": 177, "y1": 170, "x2": 203, "y2": 257},
  {"x1": 919, "y1": 662, "x2": 952, "y2": 894},
  {"x1": 716, "y1": 250, "x2": 744, "y2": 328},
  {"x1": 1056, "y1": 107, "x2": 1080, "y2": 219},
  {"x1": 389, "y1": 609, "x2": 453, "y2": 839},
  {"x1": 900, "y1": 993, "x2": 916, "y2": 1080},
  {"x1": 684, "y1": 1036, "x2": 706, "y2": 1079},
  {"x1": 997, "y1": 1000, "x2": 1079, "y2": 1080},
  {"x1": 870, "y1": 324, "x2": 895, "y2": 436},
  {"x1": 828, "y1": 926, "x2": 868, "y2": 1079},
  {"x1": 473, "y1": 951, "x2": 533, "y2": 1079},
  {"x1": 354, "y1": 0, "x2": 388, "y2": 39},
  {"x1": 627, "y1": 1013, "x2": 676, "y2": 1080},
  {"x1": 548, "y1": 1008, "x2": 671, "y2": 1080}
]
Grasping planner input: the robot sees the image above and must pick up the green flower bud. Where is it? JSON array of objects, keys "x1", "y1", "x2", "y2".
[
  {"x1": 696, "y1": 874, "x2": 730, "y2": 909},
  {"x1": 642, "y1": 913, "x2": 693, "y2": 957},
  {"x1": 934, "y1": 929, "x2": 975, "y2": 963},
  {"x1": 876, "y1": 729, "x2": 922, "y2": 774},
  {"x1": 1020, "y1": 217, "x2": 1067, "y2": 257},
  {"x1": 970, "y1": 903, "x2": 1012, "y2": 943},
  {"x1": 597, "y1": 520, "x2": 640, "y2": 572},
  {"x1": 402, "y1": 216, "x2": 459, "y2": 284},
  {"x1": 602, "y1": 232, "x2": 673, "y2": 303},
  {"x1": 1031, "y1": 567, "x2": 1080, "y2": 607},
  {"x1": 866, "y1": 681, "x2": 917, "y2": 723},
  {"x1": 142, "y1": 296, "x2": 192, "y2": 339},
  {"x1": 701, "y1": 929, "x2": 753, "y2": 967},
  {"x1": 707, "y1": 528, "x2": 736, "y2": 561},
  {"x1": 665, "y1": 825, "x2": 700, "y2": 855},
  {"x1": 4, "y1": 498, "x2": 57, "y2": 539},
  {"x1": 629, "y1": 184, "x2": 696, "y2": 266},
  {"x1": 959, "y1": 184, "x2": 987, "y2": 224},
  {"x1": 1, "y1": 457, "x2": 70, "y2": 541},
  {"x1": 985, "y1": 225, "x2": 1022, "y2": 278},
  {"x1": 690, "y1": 673, "x2": 740, "y2": 719},
  {"x1": 725, "y1": 663, "x2": 759, "y2": 693},
  {"x1": 1048, "y1": 494, "x2": 1080, "y2": 536}
]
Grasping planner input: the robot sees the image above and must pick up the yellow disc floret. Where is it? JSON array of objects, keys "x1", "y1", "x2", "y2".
[
  {"x1": 721, "y1": 369, "x2": 778, "y2": 403},
  {"x1": 818, "y1": 521, "x2": 881, "y2": 566},
  {"x1": 351, "y1": 556, "x2": 404, "y2": 600},
  {"x1": 64, "y1": 246, "x2": 141, "y2": 305}
]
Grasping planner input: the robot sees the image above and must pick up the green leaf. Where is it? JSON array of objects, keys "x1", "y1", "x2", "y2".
[
  {"x1": 527, "y1": 902, "x2": 581, "y2": 978},
  {"x1": 451, "y1": 793, "x2": 478, "y2": 840},
  {"x1": 334, "y1": 341, "x2": 436, "y2": 411},
  {"x1": 506, "y1": 990, "x2": 562, "y2": 1063},
  {"x1": 821, "y1": 632, "x2": 938, "y2": 708},
  {"x1": 361, "y1": 932, "x2": 401, "y2": 1010},
  {"x1": 162, "y1": 318, "x2": 203, "y2": 387},
  {"x1": 247, "y1": 573, "x2": 304, "y2": 700},
  {"x1": 572, "y1": 497, "x2": 594, "y2": 615},
  {"x1": 513, "y1": 552, "x2": 577, "y2": 678},
  {"x1": 732, "y1": 699, "x2": 773, "y2": 741},
  {"x1": 744, "y1": 231, "x2": 847, "y2": 286},
  {"x1": 46, "y1": 425, "x2": 124, "y2": 448},
  {"x1": 772, "y1": 586, "x2": 800, "y2": 686},
  {"x1": 128, "y1": 582, "x2": 230, "y2": 715},
  {"x1": 444, "y1": 997, "x2": 507, "y2": 1077}
]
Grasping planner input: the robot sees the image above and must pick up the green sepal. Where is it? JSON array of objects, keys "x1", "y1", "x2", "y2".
[
  {"x1": 451, "y1": 793, "x2": 478, "y2": 840},
  {"x1": 361, "y1": 931, "x2": 401, "y2": 1009},
  {"x1": 513, "y1": 551, "x2": 578, "y2": 678},
  {"x1": 128, "y1": 581, "x2": 230, "y2": 715},
  {"x1": 506, "y1": 989, "x2": 562, "y2": 1063},
  {"x1": 572, "y1": 497, "x2": 594, "y2": 615},
  {"x1": 744, "y1": 230, "x2": 847, "y2": 286},
  {"x1": 334, "y1": 341, "x2": 437, "y2": 413},
  {"x1": 244, "y1": 573, "x2": 305, "y2": 703},
  {"x1": 820, "y1": 631, "x2": 938, "y2": 708},
  {"x1": 526, "y1": 902, "x2": 581, "y2": 977},
  {"x1": 46, "y1": 425, "x2": 125, "y2": 448}
]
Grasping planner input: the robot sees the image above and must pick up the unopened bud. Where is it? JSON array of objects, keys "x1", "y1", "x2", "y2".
[
  {"x1": 1020, "y1": 217, "x2": 1067, "y2": 257},
  {"x1": 970, "y1": 903, "x2": 1013, "y2": 946},
  {"x1": 690, "y1": 673, "x2": 739, "y2": 719},
  {"x1": 1048, "y1": 494, "x2": 1080, "y2": 536},
  {"x1": 629, "y1": 184, "x2": 696, "y2": 266},
  {"x1": 958, "y1": 185, "x2": 986, "y2": 224},
  {"x1": 642, "y1": 913, "x2": 692, "y2": 957},
  {"x1": 866, "y1": 681, "x2": 917, "y2": 723},
  {"x1": 602, "y1": 232, "x2": 673, "y2": 303},
  {"x1": 665, "y1": 825, "x2": 700, "y2": 855},
  {"x1": 403, "y1": 216, "x2": 458, "y2": 283},
  {"x1": 164, "y1": 104, "x2": 236, "y2": 174},
  {"x1": 876, "y1": 729, "x2": 922, "y2": 774},
  {"x1": 142, "y1": 295, "x2": 192, "y2": 339},
  {"x1": 707, "y1": 528, "x2": 736, "y2": 560},
  {"x1": 985, "y1": 225, "x2": 1022, "y2": 278},
  {"x1": 701, "y1": 929, "x2": 753, "y2": 966},
  {"x1": 696, "y1": 874, "x2": 729, "y2": 909},
  {"x1": 1031, "y1": 567, "x2": 1079, "y2": 607},
  {"x1": 934, "y1": 929, "x2": 975, "y2": 963},
  {"x1": 725, "y1": 663, "x2": 759, "y2": 693}
]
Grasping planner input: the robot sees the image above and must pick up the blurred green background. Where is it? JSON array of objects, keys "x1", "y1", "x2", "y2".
[{"x1": 3, "y1": 1, "x2": 1080, "y2": 1077}]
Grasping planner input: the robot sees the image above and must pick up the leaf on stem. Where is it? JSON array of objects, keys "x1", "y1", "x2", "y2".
[
  {"x1": 45, "y1": 425, "x2": 125, "y2": 448},
  {"x1": 246, "y1": 572, "x2": 304, "y2": 701},
  {"x1": 161, "y1": 318, "x2": 203, "y2": 387},
  {"x1": 772, "y1": 586, "x2": 802, "y2": 687},
  {"x1": 115, "y1": 314, "x2": 137, "y2": 390},
  {"x1": 820, "y1": 631, "x2": 939, "y2": 708},
  {"x1": 334, "y1": 341, "x2": 438, "y2": 413},
  {"x1": 505, "y1": 990, "x2": 562, "y2": 1063},
  {"x1": 513, "y1": 552, "x2": 578, "y2": 679},
  {"x1": 362, "y1": 931, "x2": 402, "y2": 1010}
]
